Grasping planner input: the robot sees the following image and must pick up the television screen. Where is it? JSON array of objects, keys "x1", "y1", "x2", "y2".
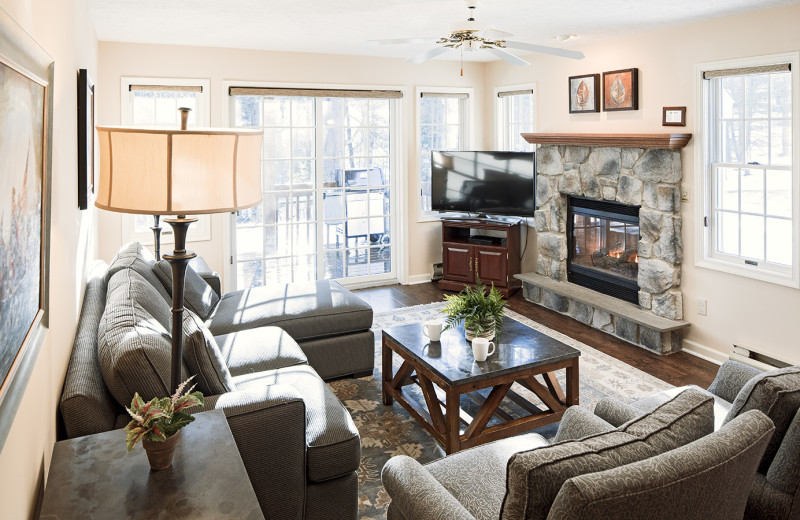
[{"x1": 430, "y1": 151, "x2": 536, "y2": 217}]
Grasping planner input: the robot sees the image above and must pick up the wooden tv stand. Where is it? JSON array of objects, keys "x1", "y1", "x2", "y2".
[{"x1": 438, "y1": 219, "x2": 522, "y2": 298}]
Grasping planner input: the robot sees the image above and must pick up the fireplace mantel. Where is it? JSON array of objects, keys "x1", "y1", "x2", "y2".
[{"x1": 521, "y1": 133, "x2": 692, "y2": 149}]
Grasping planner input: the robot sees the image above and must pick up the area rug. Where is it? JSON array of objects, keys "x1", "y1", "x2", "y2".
[{"x1": 327, "y1": 302, "x2": 673, "y2": 520}]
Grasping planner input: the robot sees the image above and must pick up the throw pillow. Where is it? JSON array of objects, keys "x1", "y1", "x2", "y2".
[
  {"x1": 153, "y1": 260, "x2": 220, "y2": 319},
  {"x1": 499, "y1": 388, "x2": 714, "y2": 520},
  {"x1": 182, "y1": 309, "x2": 235, "y2": 395},
  {"x1": 723, "y1": 365, "x2": 800, "y2": 472}
]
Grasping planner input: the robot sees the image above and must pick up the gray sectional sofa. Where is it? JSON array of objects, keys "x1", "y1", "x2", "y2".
[{"x1": 60, "y1": 242, "x2": 375, "y2": 520}]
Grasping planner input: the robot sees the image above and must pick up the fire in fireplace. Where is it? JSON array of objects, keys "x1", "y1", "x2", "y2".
[{"x1": 567, "y1": 196, "x2": 640, "y2": 304}]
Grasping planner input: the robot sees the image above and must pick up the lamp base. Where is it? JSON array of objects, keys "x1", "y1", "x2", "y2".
[
  {"x1": 150, "y1": 215, "x2": 162, "y2": 261},
  {"x1": 163, "y1": 216, "x2": 198, "y2": 392}
]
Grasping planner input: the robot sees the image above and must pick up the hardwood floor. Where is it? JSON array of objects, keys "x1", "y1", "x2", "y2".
[{"x1": 354, "y1": 282, "x2": 719, "y2": 388}]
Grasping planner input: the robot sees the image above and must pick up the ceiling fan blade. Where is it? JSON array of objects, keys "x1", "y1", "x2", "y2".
[
  {"x1": 477, "y1": 28, "x2": 513, "y2": 40},
  {"x1": 502, "y1": 40, "x2": 584, "y2": 60},
  {"x1": 484, "y1": 47, "x2": 530, "y2": 66},
  {"x1": 407, "y1": 46, "x2": 451, "y2": 64},
  {"x1": 366, "y1": 38, "x2": 438, "y2": 46}
]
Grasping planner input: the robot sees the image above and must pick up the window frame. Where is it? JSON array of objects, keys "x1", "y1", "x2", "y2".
[
  {"x1": 221, "y1": 79, "x2": 407, "y2": 290},
  {"x1": 415, "y1": 86, "x2": 475, "y2": 222},
  {"x1": 119, "y1": 76, "x2": 213, "y2": 244},
  {"x1": 494, "y1": 83, "x2": 537, "y2": 151},
  {"x1": 694, "y1": 52, "x2": 800, "y2": 288}
]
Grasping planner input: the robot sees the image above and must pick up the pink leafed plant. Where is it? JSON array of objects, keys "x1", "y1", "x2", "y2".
[{"x1": 124, "y1": 376, "x2": 204, "y2": 451}]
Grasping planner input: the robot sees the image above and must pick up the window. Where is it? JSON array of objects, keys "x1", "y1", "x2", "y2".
[
  {"x1": 417, "y1": 88, "x2": 473, "y2": 219},
  {"x1": 696, "y1": 53, "x2": 799, "y2": 287},
  {"x1": 496, "y1": 86, "x2": 536, "y2": 151},
  {"x1": 227, "y1": 85, "x2": 401, "y2": 290},
  {"x1": 120, "y1": 77, "x2": 212, "y2": 243}
]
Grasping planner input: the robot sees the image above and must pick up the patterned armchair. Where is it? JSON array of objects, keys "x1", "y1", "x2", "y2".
[
  {"x1": 594, "y1": 361, "x2": 800, "y2": 520},
  {"x1": 382, "y1": 388, "x2": 775, "y2": 520}
]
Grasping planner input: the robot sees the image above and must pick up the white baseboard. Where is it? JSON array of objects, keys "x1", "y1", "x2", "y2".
[
  {"x1": 681, "y1": 339, "x2": 728, "y2": 365},
  {"x1": 337, "y1": 278, "x2": 398, "y2": 290},
  {"x1": 404, "y1": 274, "x2": 432, "y2": 285}
]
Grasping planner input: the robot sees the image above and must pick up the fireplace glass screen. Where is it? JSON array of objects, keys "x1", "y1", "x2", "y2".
[{"x1": 571, "y1": 215, "x2": 639, "y2": 281}]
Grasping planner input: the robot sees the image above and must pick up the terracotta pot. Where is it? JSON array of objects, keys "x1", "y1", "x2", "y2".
[
  {"x1": 465, "y1": 319, "x2": 495, "y2": 341},
  {"x1": 142, "y1": 430, "x2": 181, "y2": 471}
]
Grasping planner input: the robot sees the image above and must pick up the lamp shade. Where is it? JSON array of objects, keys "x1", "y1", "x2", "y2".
[{"x1": 95, "y1": 126, "x2": 263, "y2": 215}]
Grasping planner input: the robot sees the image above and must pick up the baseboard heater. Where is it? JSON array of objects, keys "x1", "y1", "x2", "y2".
[{"x1": 731, "y1": 345, "x2": 793, "y2": 372}]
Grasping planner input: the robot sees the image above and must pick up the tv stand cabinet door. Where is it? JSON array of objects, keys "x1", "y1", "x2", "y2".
[
  {"x1": 475, "y1": 248, "x2": 507, "y2": 288},
  {"x1": 442, "y1": 243, "x2": 474, "y2": 283}
]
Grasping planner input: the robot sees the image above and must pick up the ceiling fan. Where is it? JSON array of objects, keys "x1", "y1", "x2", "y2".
[{"x1": 366, "y1": 0, "x2": 584, "y2": 72}]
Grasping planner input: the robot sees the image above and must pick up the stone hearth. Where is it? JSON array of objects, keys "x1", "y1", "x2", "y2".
[{"x1": 518, "y1": 134, "x2": 691, "y2": 354}]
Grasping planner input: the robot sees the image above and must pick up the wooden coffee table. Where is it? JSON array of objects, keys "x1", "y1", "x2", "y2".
[{"x1": 382, "y1": 316, "x2": 580, "y2": 454}]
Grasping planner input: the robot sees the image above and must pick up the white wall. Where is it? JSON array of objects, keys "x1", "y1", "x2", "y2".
[
  {"x1": 484, "y1": 3, "x2": 800, "y2": 363},
  {"x1": 0, "y1": 0, "x2": 97, "y2": 517},
  {"x1": 95, "y1": 43, "x2": 487, "y2": 287}
]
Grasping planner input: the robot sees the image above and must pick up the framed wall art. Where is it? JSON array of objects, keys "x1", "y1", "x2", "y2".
[
  {"x1": 77, "y1": 68, "x2": 94, "y2": 210},
  {"x1": 602, "y1": 68, "x2": 639, "y2": 111},
  {"x1": 0, "y1": 8, "x2": 53, "y2": 451},
  {"x1": 568, "y1": 74, "x2": 600, "y2": 113},
  {"x1": 662, "y1": 106, "x2": 687, "y2": 126}
]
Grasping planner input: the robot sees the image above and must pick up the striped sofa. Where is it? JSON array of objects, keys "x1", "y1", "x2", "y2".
[{"x1": 59, "y1": 242, "x2": 372, "y2": 520}]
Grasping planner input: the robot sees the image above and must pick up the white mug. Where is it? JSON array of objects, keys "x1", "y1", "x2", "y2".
[
  {"x1": 423, "y1": 320, "x2": 443, "y2": 342},
  {"x1": 471, "y1": 337, "x2": 495, "y2": 362}
]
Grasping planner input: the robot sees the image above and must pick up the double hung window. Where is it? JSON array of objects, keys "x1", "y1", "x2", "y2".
[
  {"x1": 417, "y1": 89, "x2": 472, "y2": 218},
  {"x1": 697, "y1": 53, "x2": 799, "y2": 286},
  {"x1": 120, "y1": 77, "x2": 211, "y2": 243},
  {"x1": 496, "y1": 87, "x2": 535, "y2": 151}
]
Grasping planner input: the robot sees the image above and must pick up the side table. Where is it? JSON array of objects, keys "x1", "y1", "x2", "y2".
[{"x1": 39, "y1": 410, "x2": 264, "y2": 519}]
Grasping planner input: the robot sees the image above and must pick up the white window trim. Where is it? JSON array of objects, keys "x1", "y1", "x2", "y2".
[
  {"x1": 220, "y1": 79, "x2": 408, "y2": 288},
  {"x1": 693, "y1": 51, "x2": 800, "y2": 288},
  {"x1": 119, "y1": 76, "x2": 213, "y2": 245},
  {"x1": 493, "y1": 83, "x2": 537, "y2": 150},
  {"x1": 416, "y1": 86, "x2": 475, "y2": 223}
]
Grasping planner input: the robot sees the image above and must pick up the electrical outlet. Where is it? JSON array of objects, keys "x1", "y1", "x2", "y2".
[
  {"x1": 697, "y1": 298, "x2": 707, "y2": 316},
  {"x1": 681, "y1": 191, "x2": 689, "y2": 202}
]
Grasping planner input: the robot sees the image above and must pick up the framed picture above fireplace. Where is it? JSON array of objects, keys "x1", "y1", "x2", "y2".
[
  {"x1": 568, "y1": 74, "x2": 600, "y2": 113},
  {"x1": 602, "y1": 68, "x2": 638, "y2": 111}
]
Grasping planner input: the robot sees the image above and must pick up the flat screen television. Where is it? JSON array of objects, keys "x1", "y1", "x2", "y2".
[{"x1": 430, "y1": 151, "x2": 536, "y2": 217}]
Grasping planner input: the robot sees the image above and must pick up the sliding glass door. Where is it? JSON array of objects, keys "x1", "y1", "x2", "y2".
[{"x1": 230, "y1": 89, "x2": 398, "y2": 290}]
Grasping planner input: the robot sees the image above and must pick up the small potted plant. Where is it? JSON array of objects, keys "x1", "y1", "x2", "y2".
[
  {"x1": 124, "y1": 376, "x2": 204, "y2": 471},
  {"x1": 442, "y1": 279, "x2": 506, "y2": 341}
]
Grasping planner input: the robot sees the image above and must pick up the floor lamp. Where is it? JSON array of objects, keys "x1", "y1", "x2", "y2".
[{"x1": 95, "y1": 121, "x2": 263, "y2": 392}]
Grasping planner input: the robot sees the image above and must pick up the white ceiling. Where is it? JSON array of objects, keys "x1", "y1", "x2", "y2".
[{"x1": 87, "y1": 0, "x2": 800, "y2": 62}]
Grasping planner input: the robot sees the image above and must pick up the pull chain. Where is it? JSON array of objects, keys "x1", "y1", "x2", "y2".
[{"x1": 460, "y1": 45, "x2": 464, "y2": 77}]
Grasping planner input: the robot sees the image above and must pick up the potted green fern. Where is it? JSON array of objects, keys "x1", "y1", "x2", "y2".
[{"x1": 442, "y1": 279, "x2": 506, "y2": 341}]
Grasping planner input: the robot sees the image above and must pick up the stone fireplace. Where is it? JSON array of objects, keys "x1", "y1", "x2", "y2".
[{"x1": 518, "y1": 133, "x2": 692, "y2": 354}]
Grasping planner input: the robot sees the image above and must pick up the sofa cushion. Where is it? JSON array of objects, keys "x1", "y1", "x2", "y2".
[
  {"x1": 106, "y1": 242, "x2": 171, "y2": 304},
  {"x1": 499, "y1": 388, "x2": 715, "y2": 520},
  {"x1": 205, "y1": 280, "x2": 373, "y2": 340},
  {"x1": 723, "y1": 365, "x2": 800, "y2": 472},
  {"x1": 153, "y1": 260, "x2": 220, "y2": 319},
  {"x1": 214, "y1": 327, "x2": 308, "y2": 377},
  {"x1": 424, "y1": 433, "x2": 549, "y2": 520},
  {"x1": 98, "y1": 269, "x2": 180, "y2": 406},
  {"x1": 182, "y1": 309, "x2": 235, "y2": 395},
  {"x1": 233, "y1": 364, "x2": 361, "y2": 482}
]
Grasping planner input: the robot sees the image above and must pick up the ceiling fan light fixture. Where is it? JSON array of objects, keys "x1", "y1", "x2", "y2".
[{"x1": 555, "y1": 33, "x2": 578, "y2": 42}]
